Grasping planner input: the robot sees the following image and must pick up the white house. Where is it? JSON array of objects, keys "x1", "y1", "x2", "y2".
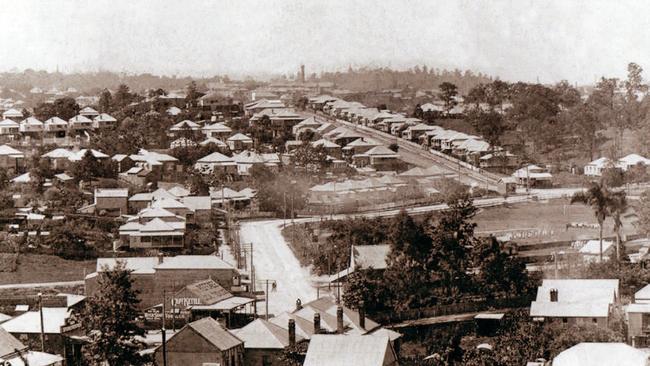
[{"x1": 584, "y1": 157, "x2": 614, "y2": 176}]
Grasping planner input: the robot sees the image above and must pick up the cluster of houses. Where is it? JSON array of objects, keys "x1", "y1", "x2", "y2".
[
  {"x1": 307, "y1": 95, "x2": 518, "y2": 170},
  {"x1": 0, "y1": 107, "x2": 117, "y2": 145},
  {"x1": 584, "y1": 153, "x2": 650, "y2": 177}
]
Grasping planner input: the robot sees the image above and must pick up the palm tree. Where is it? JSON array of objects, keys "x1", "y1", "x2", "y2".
[
  {"x1": 570, "y1": 182, "x2": 612, "y2": 262},
  {"x1": 609, "y1": 190, "x2": 628, "y2": 262}
]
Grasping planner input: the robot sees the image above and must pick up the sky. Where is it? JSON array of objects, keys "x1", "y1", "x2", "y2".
[{"x1": 0, "y1": 0, "x2": 649, "y2": 84}]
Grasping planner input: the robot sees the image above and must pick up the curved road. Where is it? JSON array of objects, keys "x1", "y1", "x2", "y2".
[{"x1": 239, "y1": 188, "x2": 585, "y2": 315}]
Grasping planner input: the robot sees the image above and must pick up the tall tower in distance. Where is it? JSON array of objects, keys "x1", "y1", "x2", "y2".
[{"x1": 300, "y1": 64, "x2": 306, "y2": 83}]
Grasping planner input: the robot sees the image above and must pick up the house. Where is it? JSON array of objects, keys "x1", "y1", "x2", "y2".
[
  {"x1": 43, "y1": 117, "x2": 68, "y2": 139},
  {"x1": 130, "y1": 149, "x2": 180, "y2": 177},
  {"x1": 303, "y1": 335, "x2": 398, "y2": 366},
  {"x1": 529, "y1": 279, "x2": 619, "y2": 327},
  {"x1": 119, "y1": 166, "x2": 152, "y2": 187},
  {"x1": 292, "y1": 116, "x2": 322, "y2": 138},
  {"x1": 269, "y1": 110, "x2": 306, "y2": 138},
  {"x1": 202, "y1": 122, "x2": 232, "y2": 139},
  {"x1": 19, "y1": 117, "x2": 44, "y2": 138},
  {"x1": 200, "y1": 137, "x2": 229, "y2": 150},
  {"x1": 0, "y1": 327, "x2": 64, "y2": 366},
  {"x1": 331, "y1": 130, "x2": 364, "y2": 147},
  {"x1": 227, "y1": 133, "x2": 254, "y2": 152},
  {"x1": 233, "y1": 318, "x2": 303, "y2": 366},
  {"x1": 617, "y1": 153, "x2": 650, "y2": 171},
  {"x1": 402, "y1": 123, "x2": 436, "y2": 141},
  {"x1": 92, "y1": 113, "x2": 117, "y2": 129},
  {"x1": 2, "y1": 108, "x2": 23, "y2": 121},
  {"x1": 578, "y1": 240, "x2": 615, "y2": 263},
  {"x1": 151, "y1": 197, "x2": 193, "y2": 219},
  {"x1": 67, "y1": 115, "x2": 93, "y2": 134},
  {"x1": 512, "y1": 164, "x2": 553, "y2": 188},
  {"x1": 479, "y1": 151, "x2": 518, "y2": 170},
  {"x1": 635, "y1": 284, "x2": 650, "y2": 304},
  {"x1": 85, "y1": 255, "x2": 241, "y2": 310},
  {"x1": 584, "y1": 157, "x2": 614, "y2": 176},
  {"x1": 94, "y1": 188, "x2": 129, "y2": 216},
  {"x1": 1, "y1": 307, "x2": 83, "y2": 361},
  {"x1": 169, "y1": 120, "x2": 201, "y2": 137},
  {"x1": 0, "y1": 119, "x2": 20, "y2": 139},
  {"x1": 552, "y1": 342, "x2": 650, "y2": 366},
  {"x1": 353, "y1": 146, "x2": 401, "y2": 171},
  {"x1": 181, "y1": 196, "x2": 212, "y2": 222},
  {"x1": 233, "y1": 150, "x2": 268, "y2": 175},
  {"x1": 79, "y1": 106, "x2": 99, "y2": 118},
  {"x1": 0, "y1": 145, "x2": 24, "y2": 173},
  {"x1": 625, "y1": 303, "x2": 650, "y2": 346},
  {"x1": 119, "y1": 207, "x2": 186, "y2": 249},
  {"x1": 154, "y1": 317, "x2": 244, "y2": 366},
  {"x1": 312, "y1": 139, "x2": 342, "y2": 159},
  {"x1": 244, "y1": 99, "x2": 286, "y2": 116},
  {"x1": 195, "y1": 152, "x2": 237, "y2": 174},
  {"x1": 342, "y1": 138, "x2": 379, "y2": 156}
]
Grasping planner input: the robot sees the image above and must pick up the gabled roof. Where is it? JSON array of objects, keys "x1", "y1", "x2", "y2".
[
  {"x1": 202, "y1": 123, "x2": 232, "y2": 133},
  {"x1": 199, "y1": 137, "x2": 228, "y2": 147},
  {"x1": 185, "y1": 317, "x2": 242, "y2": 351},
  {"x1": 182, "y1": 279, "x2": 232, "y2": 305},
  {"x1": 618, "y1": 153, "x2": 650, "y2": 166},
  {"x1": 170, "y1": 120, "x2": 200, "y2": 131},
  {"x1": 137, "y1": 206, "x2": 178, "y2": 218},
  {"x1": 233, "y1": 318, "x2": 300, "y2": 349},
  {"x1": 553, "y1": 343, "x2": 649, "y2": 366},
  {"x1": 303, "y1": 335, "x2": 395, "y2": 366},
  {"x1": 95, "y1": 188, "x2": 128, "y2": 198},
  {"x1": 44, "y1": 116, "x2": 68, "y2": 126},
  {"x1": 0, "y1": 145, "x2": 23, "y2": 157},
  {"x1": 140, "y1": 218, "x2": 176, "y2": 232},
  {"x1": 167, "y1": 186, "x2": 190, "y2": 198},
  {"x1": 1, "y1": 308, "x2": 70, "y2": 334},
  {"x1": 20, "y1": 117, "x2": 43, "y2": 126},
  {"x1": 0, "y1": 327, "x2": 27, "y2": 357},
  {"x1": 0, "y1": 119, "x2": 19, "y2": 127},
  {"x1": 79, "y1": 106, "x2": 99, "y2": 115},
  {"x1": 68, "y1": 115, "x2": 92, "y2": 123},
  {"x1": 312, "y1": 139, "x2": 340, "y2": 149},
  {"x1": 196, "y1": 152, "x2": 235, "y2": 164},
  {"x1": 94, "y1": 113, "x2": 117, "y2": 122},
  {"x1": 181, "y1": 196, "x2": 212, "y2": 211},
  {"x1": 2, "y1": 108, "x2": 23, "y2": 118},
  {"x1": 227, "y1": 133, "x2": 253, "y2": 142},
  {"x1": 234, "y1": 150, "x2": 266, "y2": 164},
  {"x1": 151, "y1": 197, "x2": 190, "y2": 211},
  {"x1": 361, "y1": 146, "x2": 398, "y2": 156}
]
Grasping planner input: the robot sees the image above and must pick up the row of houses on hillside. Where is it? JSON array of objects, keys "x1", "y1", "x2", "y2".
[{"x1": 584, "y1": 153, "x2": 650, "y2": 176}]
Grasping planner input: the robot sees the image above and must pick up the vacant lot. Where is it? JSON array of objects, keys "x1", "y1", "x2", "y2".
[{"x1": 0, "y1": 253, "x2": 96, "y2": 285}]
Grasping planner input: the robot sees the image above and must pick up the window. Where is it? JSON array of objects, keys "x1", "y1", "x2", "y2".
[
  {"x1": 562, "y1": 317, "x2": 568, "y2": 323},
  {"x1": 263, "y1": 355, "x2": 271, "y2": 366},
  {"x1": 593, "y1": 318, "x2": 598, "y2": 323}
]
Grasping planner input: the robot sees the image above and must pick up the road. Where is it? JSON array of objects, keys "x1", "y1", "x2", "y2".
[
  {"x1": 308, "y1": 111, "x2": 504, "y2": 191},
  {"x1": 238, "y1": 187, "x2": 586, "y2": 315},
  {"x1": 239, "y1": 220, "x2": 317, "y2": 317}
]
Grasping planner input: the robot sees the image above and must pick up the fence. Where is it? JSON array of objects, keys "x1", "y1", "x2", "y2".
[{"x1": 371, "y1": 295, "x2": 534, "y2": 325}]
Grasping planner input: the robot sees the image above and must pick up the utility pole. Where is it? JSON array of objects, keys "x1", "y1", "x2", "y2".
[
  {"x1": 162, "y1": 290, "x2": 167, "y2": 366},
  {"x1": 266, "y1": 279, "x2": 270, "y2": 320},
  {"x1": 38, "y1": 293, "x2": 45, "y2": 352},
  {"x1": 251, "y1": 242, "x2": 256, "y2": 318},
  {"x1": 171, "y1": 281, "x2": 176, "y2": 332}
]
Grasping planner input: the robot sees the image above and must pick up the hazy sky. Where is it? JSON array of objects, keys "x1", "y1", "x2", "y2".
[{"x1": 0, "y1": 0, "x2": 648, "y2": 84}]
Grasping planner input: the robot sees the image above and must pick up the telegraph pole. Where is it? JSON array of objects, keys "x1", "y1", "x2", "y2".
[
  {"x1": 38, "y1": 293, "x2": 45, "y2": 352},
  {"x1": 162, "y1": 290, "x2": 167, "y2": 366}
]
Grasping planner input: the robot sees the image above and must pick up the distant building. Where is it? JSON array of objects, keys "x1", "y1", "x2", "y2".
[
  {"x1": 154, "y1": 317, "x2": 244, "y2": 366},
  {"x1": 94, "y1": 188, "x2": 129, "y2": 216},
  {"x1": 233, "y1": 318, "x2": 304, "y2": 366},
  {"x1": 303, "y1": 334, "x2": 398, "y2": 366},
  {"x1": 529, "y1": 279, "x2": 619, "y2": 327},
  {"x1": 85, "y1": 255, "x2": 241, "y2": 310}
]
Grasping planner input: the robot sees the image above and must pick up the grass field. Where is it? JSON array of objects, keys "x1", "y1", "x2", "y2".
[
  {"x1": 0, "y1": 254, "x2": 96, "y2": 285},
  {"x1": 473, "y1": 198, "x2": 627, "y2": 245}
]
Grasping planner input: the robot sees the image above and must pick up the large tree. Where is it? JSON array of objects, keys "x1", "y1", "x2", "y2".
[
  {"x1": 81, "y1": 261, "x2": 145, "y2": 366},
  {"x1": 438, "y1": 82, "x2": 459, "y2": 115},
  {"x1": 570, "y1": 182, "x2": 615, "y2": 262}
]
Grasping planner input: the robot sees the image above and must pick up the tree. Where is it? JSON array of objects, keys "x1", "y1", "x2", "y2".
[
  {"x1": 466, "y1": 109, "x2": 505, "y2": 147},
  {"x1": 439, "y1": 82, "x2": 458, "y2": 115},
  {"x1": 388, "y1": 143, "x2": 399, "y2": 152},
  {"x1": 636, "y1": 190, "x2": 650, "y2": 237},
  {"x1": 609, "y1": 190, "x2": 627, "y2": 262},
  {"x1": 570, "y1": 182, "x2": 614, "y2": 262},
  {"x1": 291, "y1": 143, "x2": 330, "y2": 173},
  {"x1": 81, "y1": 261, "x2": 145, "y2": 365},
  {"x1": 98, "y1": 88, "x2": 112, "y2": 113},
  {"x1": 601, "y1": 167, "x2": 624, "y2": 188},
  {"x1": 472, "y1": 236, "x2": 530, "y2": 298},
  {"x1": 71, "y1": 150, "x2": 102, "y2": 183},
  {"x1": 564, "y1": 102, "x2": 602, "y2": 160},
  {"x1": 34, "y1": 96, "x2": 80, "y2": 121},
  {"x1": 114, "y1": 84, "x2": 133, "y2": 109},
  {"x1": 185, "y1": 81, "x2": 204, "y2": 107}
]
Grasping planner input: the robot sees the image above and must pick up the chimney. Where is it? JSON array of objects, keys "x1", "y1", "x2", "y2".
[
  {"x1": 295, "y1": 298, "x2": 302, "y2": 311},
  {"x1": 336, "y1": 306, "x2": 344, "y2": 334},
  {"x1": 313, "y1": 313, "x2": 321, "y2": 334},
  {"x1": 550, "y1": 288, "x2": 558, "y2": 302},
  {"x1": 157, "y1": 252, "x2": 164, "y2": 264},
  {"x1": 288, "y1": 319, "x2": 296, "y2": 347},
  {"x1": 358, "y1": 301, "x2": 365, "y2": 330}
]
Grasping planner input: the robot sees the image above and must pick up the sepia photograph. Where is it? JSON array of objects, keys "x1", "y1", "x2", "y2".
[{"x1": 0, "y1": 0, "x2": 650, "y2": 365}]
